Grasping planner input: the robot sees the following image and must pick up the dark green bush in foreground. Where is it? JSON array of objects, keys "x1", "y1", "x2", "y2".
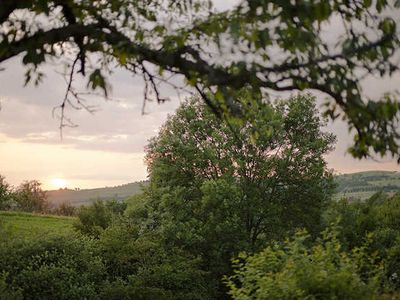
[
  {"x1": 97, "y1": 223, "x2": 212, "y2": 299},
  {"x1": 0, "y1": 235, "x2": 105, "y2": 299},
  {"x1": 0, "y1": 220, "x2": 212, "y2": 299}
]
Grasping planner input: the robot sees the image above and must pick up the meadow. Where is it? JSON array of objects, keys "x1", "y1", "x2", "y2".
[{"x1": 0, "y1": 211, "x2": 74, "y2": 239}]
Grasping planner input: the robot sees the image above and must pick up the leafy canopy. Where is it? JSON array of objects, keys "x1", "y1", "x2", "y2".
[
  {"x1": 139, "y1": 93, "x2": 335, "y2": 296},
  {"x1": 0, "y1": 0, "x2": 399, "y2": 160}
]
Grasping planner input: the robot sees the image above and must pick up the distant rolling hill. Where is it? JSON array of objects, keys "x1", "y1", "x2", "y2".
[
  {"x1": 47, "y1": 181, "x2": 148, "y2": 207},
  {"x1": 45, "y1": 171, "x2": 400, "y2": 207},
  {"x1": 335, "y1": 171, "x2": 400, "y2": 200}
]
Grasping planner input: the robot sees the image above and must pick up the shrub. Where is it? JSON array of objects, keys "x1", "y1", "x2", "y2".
[
  {"x1": 53, "y1": 201, "x2": 76, "y2": 216},
  {"x1": 0, "y1": 234, "x2": 105, "y2": 299},
  {"x1": 324, "y1": 193, "x2": 400, "y2": 290},
  {"x1": 0, "y1": 273, "x2": 22, "y2": 300},
  {"x1": 74, "y1": 201, "x2": 114, "y2": 237},
  {"x1": 226, "y1": 227, "x2": 383, "y2": 300},
  {"x1": 97, "y1": 223, "x2": 213, "y2": 299},
  {"x1": 105, "y1": 199, "x2": 127, "y2": 215}
]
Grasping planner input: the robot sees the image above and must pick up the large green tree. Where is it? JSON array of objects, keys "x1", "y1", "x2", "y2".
[
  {"x1": 0, "y1": 0, "x2": 399, "y2": 160},
  {"x1": 137, "y1": 93, "x2": 335, "y2": 295}
]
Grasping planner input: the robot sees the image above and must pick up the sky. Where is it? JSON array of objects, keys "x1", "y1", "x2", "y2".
[{"x1": 0, "y1": 1, "x2": 399, "y2": 190}]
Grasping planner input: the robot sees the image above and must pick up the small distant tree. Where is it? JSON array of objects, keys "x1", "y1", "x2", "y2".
[
  {"x1": 14, "y1": 180, "x2": 48, "y2": 213},
  {"x1": 0, "y1": 175, "x2": 13, "y2": 210},
  {"x1": 54, "y1": 201, "x2": 76, "y2": 216}
]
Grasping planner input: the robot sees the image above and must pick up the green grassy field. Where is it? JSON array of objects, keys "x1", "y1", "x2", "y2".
[{"x1": 0, "y1": 211, "x2": 75, "y2": 239}]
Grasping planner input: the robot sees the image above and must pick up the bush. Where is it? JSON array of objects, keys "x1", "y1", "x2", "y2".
[
  {"x1": 74, "y1": 201, "x2": 114, "y2": 237},
  {"x1": 53, "y1": 201, "x2": 76, "y2": 216},
  {"x1": 0, "y1": 273, "x2": 22, "y2": 300},
  {"x1": 226, "y1": 227, "x2": 383, "y2": 300},
  {"x1": 324, "y1": 193, "x2": 400, "y2": 290},
  {"x1": 105, "y1": 199, "x2": 127, "y2": 215},
  {"x1": 0, "y1": 234, "x2": 105, "y2": 299},
  {"x1": 97, "y1": 223, "x2": 212, "y2": 299}
]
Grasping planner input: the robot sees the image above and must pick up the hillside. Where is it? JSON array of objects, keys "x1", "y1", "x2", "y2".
[
  {"x1": 47, "y1": 181, "x2": 148, "y2": 207},
  {"x1": 335, "y1": 171, "x2": 400, "y2": 200},
  {"x1": 44, "y1": 171, "x2": 400, "y2": 206}
]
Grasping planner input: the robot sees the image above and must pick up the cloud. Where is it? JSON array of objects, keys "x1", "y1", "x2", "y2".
[{"x1": 0, "y1": 59, "x2": 183, "y2": 154}]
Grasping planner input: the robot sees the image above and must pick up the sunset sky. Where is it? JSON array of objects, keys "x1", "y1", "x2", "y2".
[{"x1": 1, "y1": 1, "x2": 399, "y2": 190}]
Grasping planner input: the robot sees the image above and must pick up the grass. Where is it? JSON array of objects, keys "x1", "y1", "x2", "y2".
[{"x1": 0, "y1": 211, "x2": 75, "y2": 239}]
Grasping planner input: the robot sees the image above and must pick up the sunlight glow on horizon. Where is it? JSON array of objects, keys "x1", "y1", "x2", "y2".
[
  {"x1": 51, "y1": 178, "x2": 67, "y2": 189},
  {"x1": 0, "y1": 136, "x2": 148, "y2": 190}
]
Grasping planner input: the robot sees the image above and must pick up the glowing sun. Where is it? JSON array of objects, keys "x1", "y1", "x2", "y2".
[{"x1": 51, "y1": 178, "x2": 67, "y2": 189}]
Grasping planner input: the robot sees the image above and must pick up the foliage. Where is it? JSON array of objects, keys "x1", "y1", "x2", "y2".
[
  {"x1": 132, "y1": 93, "x2": 336, "y2": 295},
  {"x1": 0, "y1": 0, "x2": 399, "y2": 160},
  {"x1": 226, "y1": 227, "x2": 383, "y2": 300},
  {"x1": 13, "y1": 180, "x2": 49, "y2": 212},
  {"x1": 145, "y1": 93, "x2": 335, "y2": 241},
  {"x1": 2, "y1": 186, "x2": 400, "y2": 298},
  {"x1": 0, "y1": 175, "x2": 12, "y2": 210},
  {"x1": 0, "y1": 273, "x2": 22, "y2": 300},
  {"x1": 0, "y1": 234, "x2": 105, "y2": 299},
  {"x1": 324, "y1": 192, "x2": 400, "y2": 289},
  {"x1": 0, "y1": 211, "x2": 74, "y2": 240},
  {"x1": 0, "y1": 212, "x2": 213, "y2": 299},
  {"x1": 74, "y1": 201, "x2": 114, "y2": 237},
  {"x1": 53, "y1": 201, "x2": 76, "y2": 216},
  {"x1": 97, "y1": 223, "x2": 213, "y2": 300},
  {"x1": 106, "y1": 199, "x2": 128, "y2": 215},
  {"x1": 74, "y1": 200, "x2": 127, "y2": 238}
]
